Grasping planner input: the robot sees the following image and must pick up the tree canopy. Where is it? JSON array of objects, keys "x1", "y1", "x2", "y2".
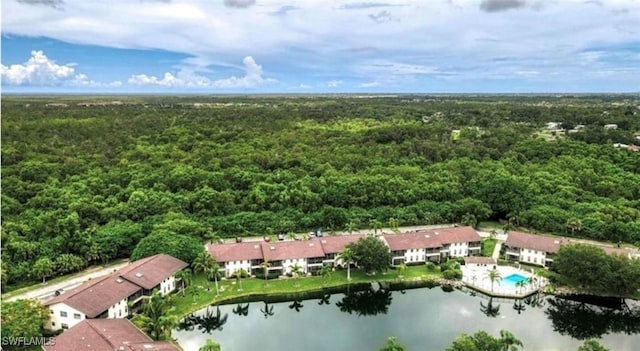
[
  {"x1": 0, "y1": 299, "x2": 50, "y2": 341},
  {"x1": 348, "y1": 236, "x2": 392, "y2": 273}
]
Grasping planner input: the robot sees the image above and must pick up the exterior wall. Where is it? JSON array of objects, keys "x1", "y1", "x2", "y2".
[
  {"x1": 404, "y1": 248, "x2": 426, "y2": 264},
  {"x1": 107, "y1": 298, "x2": 129, "y2": 319},
  {"x1": 223, "y1": 260, "x2": 252, "y2": 278},
  {"x1": 284, "y1": 258, "x2": 308, "y2": 274},
  {"x1": 46, "y1": 303, "x2": 86, "y2": 331},
  {"x1": 448, "y1": 242, "x2": 469, "y2": 257},
  {"x1": 159, "y1": 275, "x2": 176, "y2": 295},
  {"x1": 518, "y1": 248, "x2": 547, "y2": 266}
]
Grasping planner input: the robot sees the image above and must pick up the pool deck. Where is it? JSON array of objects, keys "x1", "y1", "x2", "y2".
[{"x1": 461, "y1": 265, "x2": 546, "y2": 299}]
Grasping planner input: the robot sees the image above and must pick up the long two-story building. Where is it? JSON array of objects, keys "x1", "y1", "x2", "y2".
[
  {"x1": 44, "y1": 254, "x2": 188, "y2": 331},
  {"x1": 504, "y1": 231, "x2": 567, "y2": 267}
]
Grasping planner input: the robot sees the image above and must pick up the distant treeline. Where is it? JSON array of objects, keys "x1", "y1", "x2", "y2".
[{"x1": 1, "y1": 95, "x2": 639, "y2": 289}]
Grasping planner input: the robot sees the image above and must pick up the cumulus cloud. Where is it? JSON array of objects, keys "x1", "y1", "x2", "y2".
[
  {"x1": 327, "y1": 80, "x2": 343, "y2": 88},
  {"x1": 224, "y1": 0, "x2": 255, "y2": 8},
  {"x1": 479, "y1": 0, "x2": 527, "y2": 12},
  {"x1": 360, "y1": 81, "x2": 381, "y2": 87},
  {"x1": 128, "y1": 56, "x2": 275, "y2": 89},
  {"x1": 2, "y1": 50, "x2": 79, "y2": 86}
]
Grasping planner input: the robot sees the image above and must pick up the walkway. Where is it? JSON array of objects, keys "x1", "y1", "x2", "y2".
[
  {"x1": 491, "y1": 241, "x2": 503, "y2": 261},
  {"x1": 3, "y1": 261, "x2": 130, "y2": 302}
]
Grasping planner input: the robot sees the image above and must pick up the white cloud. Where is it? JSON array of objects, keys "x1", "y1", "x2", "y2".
[
  {"x1": 327, "y1": 80, "x2": 343, "y2": 88},
  {"x1": 127, "y1": 56, "x2": 275, "y2": 88},
  {"x1": 298, "y1": 83, "x2": 312, "y2": 89},
  {"x1": 360, "y1": 81, "x2": 381, "y2": 87},
  {"x1": 1, "y1": 50, "x2": 78, "y2": 85}
]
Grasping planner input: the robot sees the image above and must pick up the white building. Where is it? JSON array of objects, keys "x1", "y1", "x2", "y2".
[{"x1": 504, "y1": 231, "x2": 566, "y2": 267}]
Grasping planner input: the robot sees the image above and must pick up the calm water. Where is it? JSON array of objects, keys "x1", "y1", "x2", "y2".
[{"x1": 173, "y1": 286, "x2": 640, "y2": 351}]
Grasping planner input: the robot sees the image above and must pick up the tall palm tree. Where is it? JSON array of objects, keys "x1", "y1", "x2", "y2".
[
  {"x1": 208, "y1": 261, "x2": 221, "y2": 295},
  {"x1": 388, "y1": 217, "x2": 399, "y2": 233},
  {"x1": 235, "y1": 268, "x2": 247, "y2": 291},
  {"x1": 174, "y1": 269, "x2": 192, "y2": 297},
  {"x1": 338, "y1": 247, "x2": 356, "y2": 281},
  {"x1": 485, "y1": 268, "x2": 502, "y2": 292},
  {"x1": 318, "y1": 264, "x2": 331, "y2": 287},
  {"x1": 370, "y1": 219, "x2": 382, "y2": 236},
  {"x1": 261, "y1": 260, "x2": 271, "y2": 286},
  {"x1": 397, "y1": 263, "x2": 407, "y2": 279},
  {"x1": 290, "y1": 263, "x2": 303, "y2": 287},
  {"x1": 135, "y1": 290, "x2": 175, "y2": 340},
  {"x1": 192, "y1": 251, "x2": 219, "y2": 294},
  {"x1": 566, "y1": 218, "x2": 582, "y2": 236},
  {"x1": 345, "y1": 221, "x2": 358, "y2": 234},
  {"x1": 515, "y1": 280, "x2": 526, "y2": 294},
  {"x1": 199, "y1": 339, "x2": 221, "y2": 351},
  {"x1": 499, "y1": 330, "x2": 524, "y2": 351}
]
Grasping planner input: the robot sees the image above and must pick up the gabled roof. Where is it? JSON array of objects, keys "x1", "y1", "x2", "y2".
[
  {"x1": 42, "y1": 319, "x2": 180, "y2": 351},
  {"x1": 319, "y1": 234, "x2": 365, "y2": 254},
  {"x1": 207, "y1": 241, "x2": 265, "y2": 262},
  {"x1": 429, "y1": 226, "x2": 481, "y2": 244},
  {"x1": 505, "y1": 231, "x2": 566, "y2": 253},
  {"x1": 261, "y1": 240, "x2": 325, "y2": 261},
  {"x1": 382, "y1": 232, "x2": 442, "y2": 251},
  {"x1": 118, "y1": 254, "x2": 189, "y2": 290},
  {"x1": 44, "y1": 274, "x2": 141, "y2": 318}
]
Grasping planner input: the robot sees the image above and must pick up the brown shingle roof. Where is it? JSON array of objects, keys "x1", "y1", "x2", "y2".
[
  {"x1": 319, "y1": 234, "x2": 365, "y2": 254},
  {"x1": 128, "y1": 341, "x2": 182, "y2": 351},
  {"x1": 261, "y1": 239, "x2": 326, "y2": 261},
  {"x1": 505, "y1": 231, "x2": 566, "y2": 253},
  {"x1": 207, "y1": 241, "x2": 265, "y2": 262},
  {"x1": 44, "y1": 274, "x2": 141, "y2": 318},
  {"x1": 118, "y1": 254, "x2": 189, "y2": 290},
  {"x1": 42, "y1": 319, "x2": 181, "y2": 351},
  {"x1": 383, "y1": 232, "x2": 442, "y2": 251},
  {"x1": 429, "y1": 226, "x2": 481, "y2": 244}
]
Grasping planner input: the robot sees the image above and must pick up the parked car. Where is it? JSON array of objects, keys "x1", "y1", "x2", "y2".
[
  {"x1": 278, "y1": 233, "x2": 285, "y2": 241},
  {"x1": 308, "y1": 231, "x2": 315, "y2": 239},
  {"x1": 235, "y1": 237, "x2": 243, "y2": 243}
]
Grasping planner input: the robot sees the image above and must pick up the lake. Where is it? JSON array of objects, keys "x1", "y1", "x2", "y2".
[{"x1": 173, "y1": 285, "x2": 640, "y2": 351}]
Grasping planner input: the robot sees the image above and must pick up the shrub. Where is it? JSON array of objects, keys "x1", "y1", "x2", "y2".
[
  {"x1": 425, "y1": 262, "x2": 436, "y2": 271},
  {"x1": 442, "y1": 270, "x2": 457, "y2": 280}
]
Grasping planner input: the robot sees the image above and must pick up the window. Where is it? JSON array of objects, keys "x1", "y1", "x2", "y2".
[
  {"x1": 61, "y1": 323, "x2": 69, "y2": 330},
  {"x1": 119, "y1": 310, "x2": 122, "y2": 317},
  {"x1": 50, "y1": 309, "x2": 54, "y2": 314},
  {"x1": 60, "y1": 311, "x2": 67, "y2": 317},
  {"x1": 52, "y1": 322, "x2": 56, "y2": 327},
  {"x1": 74, "y1": 313, "x2": 81, "y2": 319}
]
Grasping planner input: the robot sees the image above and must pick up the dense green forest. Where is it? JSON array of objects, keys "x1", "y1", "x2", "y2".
[{"x1": 2, "y1": 95, "x2": 639, "y2": 289}]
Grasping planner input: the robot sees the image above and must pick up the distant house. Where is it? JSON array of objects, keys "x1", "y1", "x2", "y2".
[
  {"x1": 604, "y1": 124, "x2": 618, "y2": 129},
  {"x1": 42, "y1": 319, "x2": 180, "y2": 351},
  {"x1": 382, "y1": 226, "x2": 482, "y2": 265},
  {"x1": 546, "y1": 122, "x2": 560, "y2": 130},
  {"x1": 44, "y1": 254, "x2": 187, "y2": 331},
  {"x1": 117, "y1": 254, "x2": 188, "y2": 296},
  {"x1": 261, "y1": 240, "x2": 326, "y2": 275},
  {"x1": 207, "y1": 241, "x2": 265, "y2": 277},
  {"x1": 504, "y1": 231, "x2": 567, "y2": 267}
]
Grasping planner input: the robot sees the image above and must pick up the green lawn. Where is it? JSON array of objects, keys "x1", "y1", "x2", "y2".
[
  {"x1": 481, "y1": 239, "x2": 497, "y2": 257},
  {"x1": 170, "y1": 266, "x2": 442, "y2": 319}
]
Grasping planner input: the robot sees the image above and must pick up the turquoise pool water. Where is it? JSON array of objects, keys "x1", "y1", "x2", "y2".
[{"x1": 504, "y1": 273, "x2": 529, "y2": 287}]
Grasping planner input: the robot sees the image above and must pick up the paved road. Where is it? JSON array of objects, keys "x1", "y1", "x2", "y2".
[{"x1": 3, "y1": 262, "x2": 130, "y2": 302}]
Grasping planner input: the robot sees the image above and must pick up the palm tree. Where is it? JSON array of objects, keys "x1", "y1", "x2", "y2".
[
  {"x1": 235, "y1": 268, "x2": 247, "y2": 291},
  {"x1": 499, "y1": 330, "x2": 524, "y2": 351},
  {"x1": 566, "y1": 218, "x2": 582, "y2": 236},
  {"x1": 261, "y1": 260, "x2": 271, "y2": 286},
  {"x1": 388, "y1": 217, "x2": 399, "y2": 233},
  {"x1": 397, "y1": 263, "x2": 407, "y2": 279},
  {"x1": 192, "y1": 251, "x2": 220, "y2": 294},
  {"x1": 135, "y1": 290, "x2": 176, "y2": 340},
  {"x1": 515, "y1": 280, "x2": 526, "y2": 294},
  {"x1": 485, "y1": 268, "x2": 502, "y2": 292},
  {"x1": 174, "y1": 269, "x2": 192, "y2": 297},
  {"x1": 206, "y1": 232, "x2": 221, "y2": 245},
  {"x1": 318, "y1": 264, "x2": 331, "y2": 287},
  {"x1": 370, "y1": 219, "x2": 382, "y2": 235},
  {"x1": 345, "y1": 221, "x2": 358, "y2": 234},
  {"x1": 286, "y1": 231, "x2": 297, "y2": 241},
  {"x1": 338, "y1": 247, "x2": 356, "y2": 281},
  {"x1": 199, "y1": 339, "x2": 221, "y2": 351},
  {"x1": 290, "y1": 263, "x2": 303, "y2": 287}
]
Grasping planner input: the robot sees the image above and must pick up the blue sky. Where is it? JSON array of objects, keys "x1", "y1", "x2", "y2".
[{"x1": 2, "y1": 0, "x2": 639, "y2": 93}]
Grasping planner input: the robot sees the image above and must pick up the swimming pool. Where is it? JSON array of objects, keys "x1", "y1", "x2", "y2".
[{"x1": 503, "y1": 273, "x2": 529, "y2": 287}]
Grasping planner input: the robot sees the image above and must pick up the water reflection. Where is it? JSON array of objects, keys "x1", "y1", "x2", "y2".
[
  {"x1": 177, "y1": 305, "x2": 228, "y2": 333},
  {"x1": 479, "y1": 297, "x2": 501, "y2": 318},
  {"x1": 232, "y1": 303, "x2": 249, "y2": 317},
  {"x1": 260, "y1": 301, "x2": 275, "y2": 319},
  {"x1": 545, "y1": 296, "x2": 640, "y2": 340},
  {"x1": 512, "y1": 299, "x2": 526, "y2": 314},
  {"x1": 335, "y1": 287, "x2": 392, "y2": 316},
  {"x1": 318, "y1": 293, "x2": 331, "y2": 305},
  {"x1": 289, "y1": 300, "x2": 304, "y2": 312}
]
